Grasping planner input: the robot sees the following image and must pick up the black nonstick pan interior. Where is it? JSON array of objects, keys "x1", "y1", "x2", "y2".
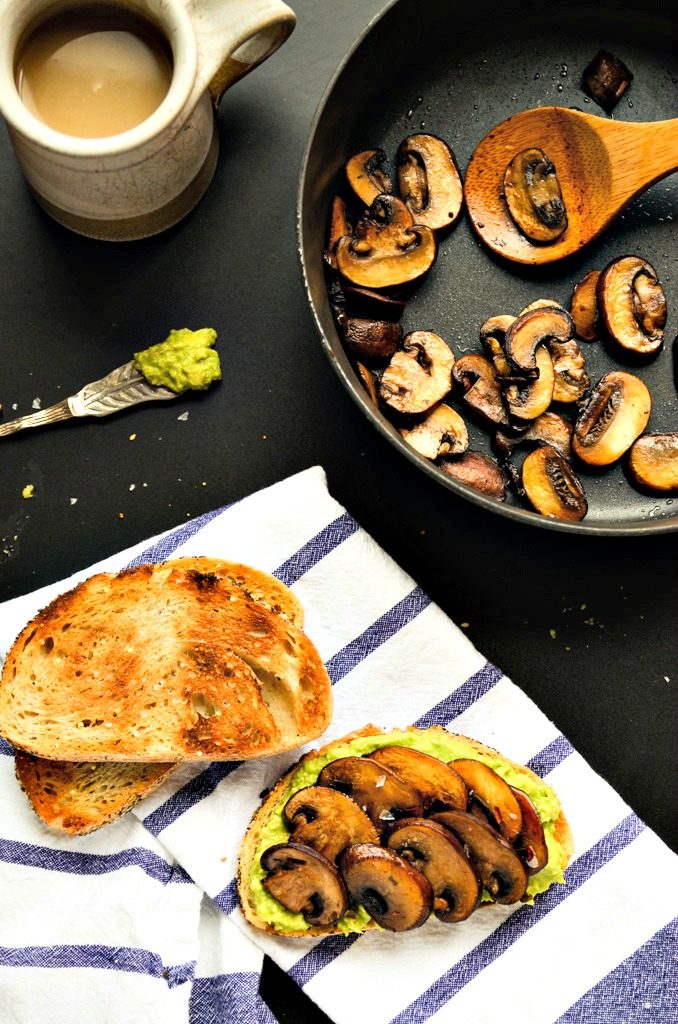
[{"x1": 299, "y1": 0, "x2": 678, "y2": 535}]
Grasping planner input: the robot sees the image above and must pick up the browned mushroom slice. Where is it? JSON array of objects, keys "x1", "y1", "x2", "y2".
[
  {"x1": 479, "y1": 315, "x2": 516, "y2": 378},
  {"x1": 339, "y1": 843, "x2": 433, "y2": 931},
  {"x1": 386, "y1": 817, "x2": 480, "y2": 923},
  {"x1": 582, "y1": 50, "x2": 633, "y2": 113},
  {"x1": 450, "y1": 759, "x2": 523, "y2": 843},
  {"x1": 503, "y1": 346, "x2": 555, "y2": 421},
  {"x1": 261, "y1": 842, "x2": 348, "y2": 927},
  {"x1": 597, "y1": 256, "x2": 666, "y2": 356},
  {"x1": 570, "y1": 270, "x2": 602, "y2": 341},
  {"x1": 343, "y1": 284, "x2": 406, "y2": 322},
  {"x1": 522, "y1": 445, "x2": 588, "y2": 521},
  {"x1": 573, "y1": 371, "x2": 651, "y2": 466},
  {"x1": 503, "y1": 148, "x2": 568, "y2": 244},
  {"x1": 396, "y1": 133, "x2": 464, "y2": 232},
  {"x1": 628, "y1": 433, "x2": 678, "y2": 494},
  {"x1": 494, "y1": 411, "x2": 573, "y2": 461},
  {"x1": 511, "y1": 787, "x2": 549, "y2": 875},
  {"x1": 325, "y1": 195, "x2": 352, "y2": 269},
  {"x1": 336, "y1": 194, "x2": 437, "y2": 290},
  {"x1": 283, "y1": 785, "x2": 379, "y2": 862},
  {"x1": 370, "y1": 746, "x2": 468, "y2": 812},
  {"x1": 453, "y1": 353, "x2": 509, "y2": 427},
  {"x1": 343, "y1": 318, "x2": 403, "y2": 363},
  {"x1": 380, "y1": 331, "x2": 454, "y2": 416},
  {"x1": 439, "y1": 451, "x2": 508, "y2": 501},
  {"x1": 345, "y1": 148, "x2": 394, "y2": 206},
  {"x1": 504, "y1": 306, "x2": 574, "y2": 377},
  {"x1": 317, "y1": 756, "x2": 424, "y2": 829},
  {"x1": 400, "y1": 404, "x2": 468, "y2": 460},
  {"x1": 356, "y1": 362, "x2": 379, "y2": 405},
  {"x1": 550, "y1": 338, "x2": 589, "y2": 403},
  {"x1": 431, "y1": 810, "x2": 528, "y2": 904},
  {"x1": 519, "y1": 299, "x2": 567, "y2": 316}
]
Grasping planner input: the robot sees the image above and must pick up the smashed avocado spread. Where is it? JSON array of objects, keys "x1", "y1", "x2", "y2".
[
  {"x1": 133, "y1": 327, "x2": 221, "y2": 393},
  {"x1": 249, "y1": 729, "x2": 569, "y2": 935}
]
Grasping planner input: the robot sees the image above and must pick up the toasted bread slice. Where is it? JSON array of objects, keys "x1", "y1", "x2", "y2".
[
  {"x1": 0, "y1": 559, "x2": 331, "y2": 763},
  {"x1": 237, "y1": 725, "x2": 573, "y2": 937}
]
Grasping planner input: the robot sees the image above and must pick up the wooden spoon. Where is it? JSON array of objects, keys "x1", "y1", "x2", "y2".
[{"x1": 464, "y1": 106, "x2": 678, "y2": 266}]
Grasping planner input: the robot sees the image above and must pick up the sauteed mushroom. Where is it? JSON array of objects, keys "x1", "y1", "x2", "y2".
[
  {"x1": 387, "y1": 818, "x2": 480, "y2": 923},
  {"x1": 494, "y1": 411, "x2": 572, "y2": 461},
  {"x1": 339, "y1": 843, "x2": 433, "y2": 931},
  {"x1": 597, "y1": 256, "x2": 666, "y2": 356},
  {"x1": 503, "y1": 148, "x2": 568, "y2": 244},
  {"x1": 400, "y1": 404, "x2": 468, "y2": 460},
  {"x1": 431, "y1": 810, "x2": 528, "y2": 904},
  {"x1": 283, "y1": 786, "x2": 379, "y2": 862},
  {"x1": 479, "y1": 315, "x2": 516, "y2": 378},
  {"x1": 396, "y1": 133, "x2": 464, "y2": 232},
  {"x1": 452, "y1": 354, "x2": 509, "y2": 427},
  {"x1": 343, "y1": 284, "x2": 406, "y2": 321},
  {"x1": 450, "y1": 759, "x2": 523, "y2": 843},
  {"x1": 504, "y1": 306, "x2": 574, "y2": 377},
  {"x1": 570, "y1": 270, "x2": 602, "y2": 341},
  {"x1": 370, "y1": 746, "x2": 468, "y2": 811},
  {"x1": 627, "y1": 433, "x2": 678, "y2": 494},
  {"x1": 439, "y1": 451, "x2": 508, "y2": 500},
  {"x1": 325, "y1": 195, "x2": 352, "y2": 269},
  {"x1": 356, "y1": 362, "x2": 379, "y2": 405},
  {"x1": 345, "y1": 148, "x2": 393, "y2": 206},
  {"x1": 549, "y1": 338, "x2": 589, "y2": 403},
  {"x1": 573, "y1": 371, "x2": 651, "y2": 466},
  {"x1": 317, "y1": 755, "x2": 424, "y2": 829},
  {"x1": 261, "y1": 842, "x2": 348, "y2": 926},
  {"x1": 503, "y1": 346, "x2": 555, "y2": 421},
  {"x1": 380, "y1": 331, "x2": 454, "y2": 415},
  {"x1": 522, "y1": 445, "x2": 588, "y2": 521},
  {"x1": 335, "y1": 194, "x2": 437, "y2": 289},
  {"x1": 343, "y1": 317, "x2": 403, "y2": 363},
  {"x1": 511, "y1": 788, "x2": 549, "y2": 875},
  {"x1": 582, "y1": 49, "x2": 633, "y2": 113}
]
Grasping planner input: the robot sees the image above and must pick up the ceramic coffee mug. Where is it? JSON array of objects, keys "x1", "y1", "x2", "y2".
[{"x1": 0, "y1": 0, "x2": 296, "y2": 240}]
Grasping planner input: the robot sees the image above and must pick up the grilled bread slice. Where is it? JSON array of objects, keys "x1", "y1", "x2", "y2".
[
  {"x1": 0, "y1": 558, "x2": 331, "y2": 764},
  {"x1": 237, "y1": 725, "x2": 573, "y2": 937}
]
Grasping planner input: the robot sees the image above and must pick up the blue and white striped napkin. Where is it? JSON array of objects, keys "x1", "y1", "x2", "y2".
[{"x1": 1, "y1": 466, "x2": 676, "y2": 1024}]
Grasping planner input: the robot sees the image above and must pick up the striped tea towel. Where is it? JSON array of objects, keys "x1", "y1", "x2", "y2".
[{"x1": 1, "y1": 465, "x2": 676, "y2": 1024}]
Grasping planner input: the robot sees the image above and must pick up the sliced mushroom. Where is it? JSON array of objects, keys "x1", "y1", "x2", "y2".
[
  {"x1": 317, "y1": 756, "x2": 424, "y2": 829},
  {"x1": 519, "y1": 299, "x2": 567, "y2": 316},
  {"x1": 345, "y1": 149, "x2": 393, "y2": 206},
  {"x1": 380, "y1": 331, "x2": 454, "y2": 415},
  {"x1": 504, "y1": 306, "x2": 574, "y2": 377},
  {"x1": 494, "y1": 411, "x2": 572, "y2": 461},
  {"x1": 627, "y1": 433, "x2": 678, "y2": 494},
  {"x1": 570, "y1": 270, "x2": 602, "y2": 341},
  {"x1": 597, "y1": 255, "x2": 666, "y2": 356},
  {"x1": 261, "y1": 842, "x2": 348, "y2": 926},
  {"x1": 283, "y1": 785, "x2": 379, "y2": 862},
  {"x1": 452, "y1": 353, "x2": 509, "y2": 427},
  {"x1": 503, "y1": 346, "x2": 555, "y2": 421},
  {"x1": 582, "y1": 49, "x2": 633, "y2": 113},
  {"x1": 573, "y1": 371, "x2": 651, "y2": 466},
  {"x1": 325, "y1": 195, "x2": 352, "y2": 269},
  {"x1": 479, "y1": 315, "x2": 516, "y2": 379},
  {"x1": 386, "y1": 818, "x2": 480, "y2": 923},
  {"x1": 343, "y1": 317, "x2": 403, "y2": 363},
  {"x1": 335, "y1": 194, "x2": 437, "y2": 290},
  {"x1": 511, "y1": 787, "x2": 549, "y2": 875},
  {"x1": 400, "y1": 404, "x2": 468, "y2": 460},
  {"x1": 396, "y1": 133, "x2": 464, "y2": 232},
  {"x1": 431, "y1": 810, "x2": 528, "y2": 904},
  {"x1": 339, "y1": 843, "x2": 433, "y2": 931},
  {"x1": 549, "y1": 338, "x2": 589, "y2": 403},
  {"x1": 370, "y1": 746, "x2": 468, "y2": 812},
  {"x1": 450, "y1": 759, "x2": 523, "y2": 843},
  {"x1": 522, "y1": 444, "x2": 588, "y2": 521},
  {"x1": 503, "y1": 148, "x2": 568, "y2": 244},
  {"x1": 343, "y1": 284, "x2": 406, "y2": 322},
  {"x1": 439, "y1": 451, "x2": 508, "y2": 501},
  {"x1": 356, "y1": 361, "x2": 379, "y2": 405}
]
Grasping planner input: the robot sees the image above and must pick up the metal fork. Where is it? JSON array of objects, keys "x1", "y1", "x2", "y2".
[{"x1": 0, "y1": 361, "x2": 178, "y2": 438}]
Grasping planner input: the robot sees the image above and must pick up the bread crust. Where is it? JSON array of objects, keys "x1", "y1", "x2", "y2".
[{"x1": 237, "y1": 725, "x2": 573, "y2": 937}]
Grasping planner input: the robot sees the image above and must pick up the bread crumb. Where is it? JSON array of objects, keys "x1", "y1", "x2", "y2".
[
  {"x1": 177, "y1": 411, "x2": 189, "y2": 421},
  {"x1": 22, "y1": 484, "x2": 35, "y2": 499},
  {"x1": 31, "y1": 397, "x2": 42, "y2": 410},
  {"x1": 69, "y1": 497, "x2": 78, "y2": 505},
  {"x1": 549, "y1": 628, "x2": 557, "y2": 639},
  {"x1": 129, "y1": 433, "x2": 137, "y2": 441}
]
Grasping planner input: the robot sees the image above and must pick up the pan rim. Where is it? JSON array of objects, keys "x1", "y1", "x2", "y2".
[{"x1": 296, "y1": 0, "x2": 678, "y2": 537}]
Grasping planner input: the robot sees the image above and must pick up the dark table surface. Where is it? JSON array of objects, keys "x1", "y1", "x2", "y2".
[{"x1": 0, "y1": 1, "x2": 676, "y2": 1021}]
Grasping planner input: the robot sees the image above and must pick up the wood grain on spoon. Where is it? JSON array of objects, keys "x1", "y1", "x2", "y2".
[{"x1": 464, "y1": 106, "x2": 678, "y2": 265}]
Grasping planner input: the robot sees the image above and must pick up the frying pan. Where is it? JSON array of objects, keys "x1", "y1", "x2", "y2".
[{"x1": 298, "y1": 0, "x2": 678, "y2": 535}]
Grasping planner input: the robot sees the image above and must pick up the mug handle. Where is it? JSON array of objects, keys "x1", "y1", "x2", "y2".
[{"x1": 189, "y1": 0, "x2": 296, "y2": 105}]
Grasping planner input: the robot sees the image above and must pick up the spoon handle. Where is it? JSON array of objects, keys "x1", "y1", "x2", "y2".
[{"x1": 606, "y1": 117, "x2": 678, "y2": 194}]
